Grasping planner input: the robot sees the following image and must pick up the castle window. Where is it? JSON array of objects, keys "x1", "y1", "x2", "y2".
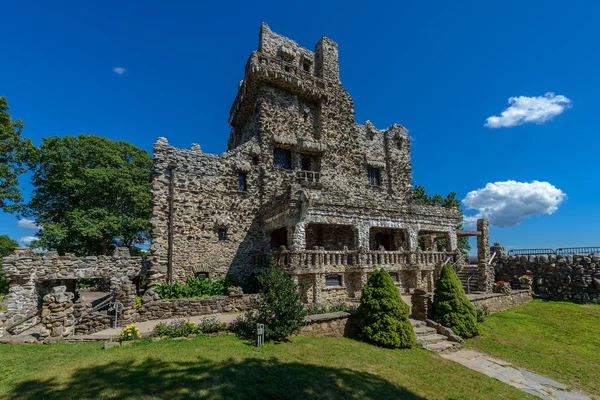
[
  {"x1": 367, "y1": 167, "x2": 381, "y2": 186},
  {"x1": 326, "y1": 274, "x2": 342, "y2": 287},
  {"x1": 251, "y1": 156, "x2": 259, "y2": 165},
  {"x1": 218, "y1": 229, "x2": 227, "y2": 241},
  {"x1": 389, "y1": 272, "x2": 399, "y2": 283},
  {"x1": 303, "y1": 61, "x2": 310, "y2": 72},
  {"x1": 195, "y1": 272, "x2": 209, "y2": 280},
  {"x1": 273, "y1": 148, "x2": 292, "y2": 169},
  {"x1": 238, "y1": 172, "x2": 247, "y2": 192},
  {"x1": 301, "y1": 156, "x2": 311, "y2": 171}
]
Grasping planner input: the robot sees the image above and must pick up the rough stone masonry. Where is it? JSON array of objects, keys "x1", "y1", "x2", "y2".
[{"x1": 150, "y1": 23, "x2": 481, "y2": 305}]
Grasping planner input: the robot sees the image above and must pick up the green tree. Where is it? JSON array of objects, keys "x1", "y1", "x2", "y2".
[
  {"x1": 0, "y1": 96, "x2": 34, "y2": 213},
  {"x1": 234, "y1": 259, "x2": 306, "y2": 342},
  {"x1": 432, "y1": 265, "x2": 479, "y2": 338},
  {"x1": 357, "y1": 269, "x2": 415, "y2": 349},
  {"x1": 0, "y1": 235, "x2": 18, "y2": 294},
  {"x1": 24, "y1": 134, "x2": 152, "y2": 256},
  {"x1": 412, "y1": 186, "x2": 471, "y2": 254}
]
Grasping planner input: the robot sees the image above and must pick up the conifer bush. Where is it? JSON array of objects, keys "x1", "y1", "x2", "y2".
[
  {"x1": 432, "y1": 264, "x2": 480, "y2": 338},
  {"x1": 233, "y1": 259, "x2": 306, "y2": 342},
  {"x1": 357, "y1": 269, "x2": 415, "y2": 349}
]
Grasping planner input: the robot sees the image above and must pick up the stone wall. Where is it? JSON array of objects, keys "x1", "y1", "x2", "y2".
[
  {"x1": 494, "y1": 253, "x2": 600, "y2": 303},
  {"x1": 298, "y1": 310, "x2": 357, "y2": 338},
  {"x1": 38, "y1": 286, "x2": 76, "y2": 342},
  {"x1": 0, "y1": 247, "x2": 146, "y2": 336},
  {"x1": 469, "y1": 290, "x2": 533, "y2": 314},
  {"x1": 133, "y1": 294, "x2": 261, "y2": 323}
]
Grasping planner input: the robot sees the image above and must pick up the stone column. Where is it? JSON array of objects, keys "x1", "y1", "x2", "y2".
[
  {"x1": 476, "y1": 219, "x2": 494, "y2": 293},
  {"x1": 313, "y1": 274, "x2": 322, "y2": 304},
  {"x1": 290, "y1": 221, "x2": 306, "y2": 250},
  {"x1": 446, "y1": 231, "x2": 458, "y2": 252},
  {"x1": 410, "y1": 288, "x2": 432, "y2": 320},
  {"x1": 356, "y1": 223, "x2": 370, "y2": 251},
  {"x1": 406, "y1": 227, "x2": 419, "y2": 251},
  {"x1": 39, "y1": 286, "x2": 75, "y2": 342}
]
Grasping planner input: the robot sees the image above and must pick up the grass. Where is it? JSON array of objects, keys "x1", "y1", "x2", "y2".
[
  {"x1": 0, "y1": 334, "x2": 530, "y2": 400},
  {"x1": 466, "y1": 299, "x2": 600, "y2": 396}
]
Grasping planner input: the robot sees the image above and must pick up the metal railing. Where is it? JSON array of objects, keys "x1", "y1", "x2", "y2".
[
  {"x1": 556, "y1": 247, "x2": 600, "y2": 255},
  {"x1": 508, "y1": 249, "x2": 555, "y2": 256},
  {"x1": 508, "y1": 247, "x2": 600, "y2": 256}
]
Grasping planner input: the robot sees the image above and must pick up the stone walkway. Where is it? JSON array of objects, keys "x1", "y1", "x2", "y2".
[{"x1": 441, "y1": 349, "x2": 591, "y2": 400}]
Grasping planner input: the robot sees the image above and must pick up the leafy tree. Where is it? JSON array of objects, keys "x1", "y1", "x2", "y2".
[
  {"x1": 24, "y1": 134, "x2": 152, "y2": 256},
  {"x1": 432, "y1": 264, "x2": 479, "y2": 338},
  {"x1": 357, "y1": 269, "x2": 415, "y2": 349},
  {"x1": 234, "y1": 259, "x2": 306, "y2": 342},
  {"x1": 0, "y1": 235, "x2": 18, "y2": 295},
  {"x1": 0, "y1": 96, "x2": 34, "y2": 213},
  {"x1": 412, "y1": 185, "x2": 471, "y2": 254}
]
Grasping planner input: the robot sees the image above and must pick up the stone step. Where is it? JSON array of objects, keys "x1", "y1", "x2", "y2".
[
  {"x1": 413, "y1": 326, "x2": 437, "y2": 336},
  {"x1": 409, "y1": 319, "x2": 426, "y2": 328},
  {"x1": 425, "y1": 340, "x2": 461, "y2": 352},
  {"x1": 416, "y1": 334, "x2": 448, "y2": 345}
]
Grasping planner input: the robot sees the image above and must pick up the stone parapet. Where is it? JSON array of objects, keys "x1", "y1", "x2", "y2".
[{"x1": 298, "y1": 310, "x2": 357, "y2": 338}]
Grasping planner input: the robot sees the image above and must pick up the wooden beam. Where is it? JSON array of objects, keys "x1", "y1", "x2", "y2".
[{"x1": 456, "y1": 230, "x2": 482, "y2": 237}]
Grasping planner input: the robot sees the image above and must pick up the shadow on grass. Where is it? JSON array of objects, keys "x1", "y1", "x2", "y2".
[{"x1": 9, "y1": 356, "x2": 426, "y2": 400}]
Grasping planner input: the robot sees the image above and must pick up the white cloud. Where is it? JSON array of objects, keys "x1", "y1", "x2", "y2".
[
  {"x1": 485, "y1": 92, "x2": 571, "y2": 128},
  {"x1": 113, "y1": 67, "x2": 126, "y2": 75},
  {"x1": 17, "y1": 219, "x2": 39, "y2": 231},
  {"x1": 18, "y1": 236, "x2": 38, "y2": 245},
  {"x1": 462, "y1": 180, "x2": 566, "y2": 227}
]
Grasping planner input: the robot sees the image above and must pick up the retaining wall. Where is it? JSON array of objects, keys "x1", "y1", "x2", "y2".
[
  {"x1": 494, "y1": 254, "x2": 600, "y2": 303},
  {"x1": 469, "y1": 290, "x2": 533, "y2": 314}
]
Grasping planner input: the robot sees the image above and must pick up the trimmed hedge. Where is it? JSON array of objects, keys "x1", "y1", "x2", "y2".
[
  {"x1": 433, "y1": 264, "x2": 480, "y2": 338},
  {"x1": 357, "y1": 269, "x2": 415, "y2": 349}
]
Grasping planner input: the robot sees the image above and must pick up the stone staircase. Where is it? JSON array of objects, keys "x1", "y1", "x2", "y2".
[
  {"x1": 410, "y1": 318, "x2": 462, "y2": 352},
  {"x1": 456, "y1": 264, "x2": 479, "y2": 293}
]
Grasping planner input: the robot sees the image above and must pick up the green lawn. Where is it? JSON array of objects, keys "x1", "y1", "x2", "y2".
[
  {"x1": 0, "y1": 334, "x2": 529, "y2": 400},
  {"x1": 466, "y1": 299, "x2": 600, "y2": 396}
]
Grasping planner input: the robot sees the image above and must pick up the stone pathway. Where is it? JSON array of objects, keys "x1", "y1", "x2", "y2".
[{"x1": 441, "y1": 349, "x2": 591, "y2": 400}]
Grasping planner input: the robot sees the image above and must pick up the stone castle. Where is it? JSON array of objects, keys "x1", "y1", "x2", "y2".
[{"x1": 150, "y1": 23, "x2": 479, "y2": 304}]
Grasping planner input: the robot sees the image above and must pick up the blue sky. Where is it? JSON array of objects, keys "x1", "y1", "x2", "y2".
[{"x1": 1, "y1": 0, "x2": 599, "y2": 253}]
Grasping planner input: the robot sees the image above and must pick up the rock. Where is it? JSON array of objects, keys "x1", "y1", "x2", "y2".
[
  {"x1": 52, "y1": 286, "x2": 67, "y2": 294},
  {"x1": 104, "y1": 341, "x2": 121, "y2": 349},
  {"x1": 43, "y1": 336, "x2": 62, "y2": 345}
]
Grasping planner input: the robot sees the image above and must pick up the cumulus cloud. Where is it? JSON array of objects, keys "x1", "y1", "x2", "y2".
[
  {"x1": 462, "y1": 180, "x2": 566, "y2": 227},
  {"x1": 17, "y1": 218, "x2": 39, "y2": 230},
  {"x1": 18, "y1": 236, "x2": 38, "y2": 245},
  {"x1": 112, "y1": 67, "x2": 126, "y2": 75},
  {"x1": 485, "y1": 93, "x2": 571, "y2": 128}
]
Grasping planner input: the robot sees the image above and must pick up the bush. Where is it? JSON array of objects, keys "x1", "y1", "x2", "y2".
[
  {"x1": 233, "y1": 259, "x2": 306, "y2": 342},
  {"x1": 120, "y1": 324, "x2": 142, "y2": 341},
  {"x1": 432, "y1": 264, "x2": 480, "y2": 338},
  {"x1": 476, "y1": 305, "x2": 489, "y2": 323},
  {"x1": 152, "y1": 317, "x2": 226, "y2": 338},
  {"x1": 357, "y1": 269, "x2": 415, "y2": 349},
  {"x1": 154, "y1": 275, "x2": 239, "y2": 299}
]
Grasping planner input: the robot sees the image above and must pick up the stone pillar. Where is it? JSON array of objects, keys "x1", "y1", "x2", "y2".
[
  {"x1": 39, "y1": 286, "x2": 75, "y2": 341},
  {"x1": 411, "y1": 288, "x2": 432, "y2": 320},
  {"x1": 446, "y1": 231, "x2": 458, "y2": 252},
  {"x1": 290, "y1": 221, "x2": 306, "y2": 250},
  {"x1": 476, "y1": 219, "x2": 494, "y2": 293},
  {"x1": 406, "y1": 227, "x2": 419, "y2": 251},
  {"x1": 356, "y1": 223, "x2": 370, "y2": 251},
  {"x1": 313, "y1": 274, "x2": 322, "y2": 304}
]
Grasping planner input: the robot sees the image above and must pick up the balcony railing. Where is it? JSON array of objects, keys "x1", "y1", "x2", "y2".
[
  {"x1": 253, "y1": 248, "x2": 456, "y2": 272},
  {"x1": 296, "y1": 170, "x2": 321, "y2": 184}
]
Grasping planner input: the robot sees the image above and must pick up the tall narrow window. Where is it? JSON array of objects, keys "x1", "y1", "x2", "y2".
[
  {"x1": 238, "y1": 172, "x2": 247, "y2": 192},
  {"x1": 367, "y1": 167, "x2": 381, "y2": 186},
  {"x1": 218, "y1": 229, "x2": 227, "y2": 241},
  {"x1": 273, "y1": 148, "x2": 292, "y2": 169}
]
